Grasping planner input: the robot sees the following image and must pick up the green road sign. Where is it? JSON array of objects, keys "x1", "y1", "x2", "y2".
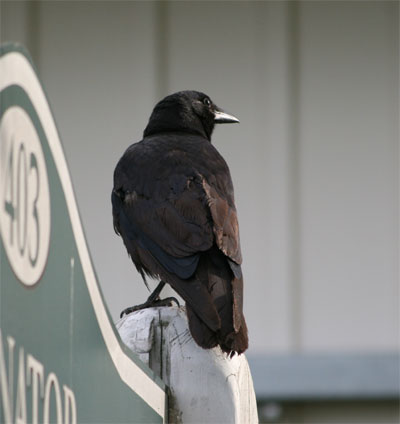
[{"x1": 0, "y1": 44, "x2": 166, "y2": 424}]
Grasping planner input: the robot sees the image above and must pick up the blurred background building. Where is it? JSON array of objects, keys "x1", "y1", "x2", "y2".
[{"x1": 1, "y1": 1, "x2": 399, "y2": 423}]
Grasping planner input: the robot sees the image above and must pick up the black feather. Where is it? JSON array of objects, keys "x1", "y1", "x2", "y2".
[{"x1": 112, "y1": 191, "x2": 200, "y2": 279}]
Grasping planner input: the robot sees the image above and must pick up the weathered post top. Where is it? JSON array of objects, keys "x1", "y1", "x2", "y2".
[{"x1": 117, "y1": 306, "x2": 259, "y2": 424}]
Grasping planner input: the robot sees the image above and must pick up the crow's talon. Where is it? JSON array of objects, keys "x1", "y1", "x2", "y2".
[
  {"x1": 120, "y1": 295, "x2": 180, "y2": 318},
  {"x1": 120, "y1": 304, "x2": 147, "y2": 318},
  {"x1": 164, "y1": 296, "x2": 180, "y2": 307},
  {"x1": 153, "y1": 296, "x2": 180, "y2": 308}
]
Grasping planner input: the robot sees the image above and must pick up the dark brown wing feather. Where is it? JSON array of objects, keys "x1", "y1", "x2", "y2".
[
  {"x1": 113, "y1": 133, "x2": 248, "y2": 355},
  {"x1": 200, "y1": 179, "x2": 244, "y2": 333}
]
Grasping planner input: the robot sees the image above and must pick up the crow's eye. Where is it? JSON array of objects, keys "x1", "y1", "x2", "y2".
[{"x1": 203, "y1": 98, "x2": 211, "y2": 107}]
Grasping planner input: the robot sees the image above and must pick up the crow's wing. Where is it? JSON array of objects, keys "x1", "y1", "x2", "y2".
[
  {"x1": 200, "y1": 178, "x2": 242, "y2": 266},
  {"x1": 112, "y1": 176, "x2": 214, "y2": 276},
  {"x1": 113, "y1": 137, "x2": 242, "y2": 262}
]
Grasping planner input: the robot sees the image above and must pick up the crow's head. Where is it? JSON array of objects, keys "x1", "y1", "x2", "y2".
[{"x1": 143, "y1": 91, "x2": 239, "y2": 141}]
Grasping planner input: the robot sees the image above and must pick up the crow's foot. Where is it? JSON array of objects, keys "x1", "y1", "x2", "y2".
[
  {"x1": 120, "y1": 296, "x2": 180, "y2": 318},
  {"x1": 120, "y1": 281, "x2": 180, "y2": 318}
]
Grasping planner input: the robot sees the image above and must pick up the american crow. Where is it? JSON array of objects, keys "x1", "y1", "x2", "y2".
[{"x1": 112, "y1": 91, "x2": 248, "y2": 356}]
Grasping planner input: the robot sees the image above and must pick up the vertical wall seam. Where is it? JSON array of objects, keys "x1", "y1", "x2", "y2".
[
  {"x1": 155, "y1": 1, "x2": 169, "y2": 101},
  {"x1": 27, "y1": 0, "x2": 40, "y2": 73},
  {"x1": 287, "y1": 1, "x2": 302, "y2": 352},
  {"x1": 397, "y1": 0, "x2": 400, "y2": 340}
]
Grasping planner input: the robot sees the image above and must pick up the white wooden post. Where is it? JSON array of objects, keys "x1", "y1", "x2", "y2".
[{"x1": 117, "y1": 306, "x2": 259, "y2": 423}]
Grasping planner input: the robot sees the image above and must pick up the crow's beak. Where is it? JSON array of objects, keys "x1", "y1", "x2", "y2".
[{"x1": 214, "y1": 109, "x2": 240, "y2": 124}]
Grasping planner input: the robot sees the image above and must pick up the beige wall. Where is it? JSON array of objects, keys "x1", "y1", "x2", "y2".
[{"x1": 1, "y1": 0, "x2": 398, "y2": 355}]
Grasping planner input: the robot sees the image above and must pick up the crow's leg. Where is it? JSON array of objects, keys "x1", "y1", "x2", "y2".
[{"x1": 120, "y1": 281, "x2": 180, "y2": 318}]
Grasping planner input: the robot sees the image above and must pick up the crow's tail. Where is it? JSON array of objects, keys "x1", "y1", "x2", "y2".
[{"x1": 186, "y1": 247, "x2": 248, "y2": 356}]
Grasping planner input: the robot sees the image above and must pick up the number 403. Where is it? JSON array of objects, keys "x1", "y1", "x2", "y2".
[{"x1": 4, "y1": 139, "x2": 40, "y2": 267}]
